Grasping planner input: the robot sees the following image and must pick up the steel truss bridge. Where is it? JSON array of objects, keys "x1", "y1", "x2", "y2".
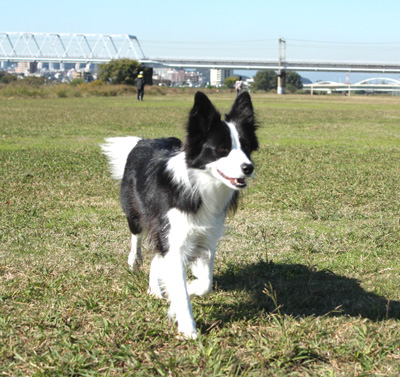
[
  {"x1": 0, "y1": 32, "x2": 145, "y2": 63},
  {"x1": 2, "y1": 32, "x2": 400, "y2": 74}
]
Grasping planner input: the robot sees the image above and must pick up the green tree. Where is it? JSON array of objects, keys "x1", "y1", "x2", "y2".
[
  {"x1": 252, "y1": 71, "x2": 277, "y2": 92},
  {"x1": 286, "y1": 71, "x2": 303, "y2": 92},
  {"x1": 0, "y1": 72, "x2": 17, "y2": 84},
  {"x1": 224, "y1": 76, "x2": 238, "y2": 89},
  {"x1": 98, "y1": 59, "x2": 140, "y2": 85}
]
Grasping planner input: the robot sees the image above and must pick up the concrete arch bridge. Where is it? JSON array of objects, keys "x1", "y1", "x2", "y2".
[{"x1": 303, "y1": 77, "x2": 400, "y2": 94}]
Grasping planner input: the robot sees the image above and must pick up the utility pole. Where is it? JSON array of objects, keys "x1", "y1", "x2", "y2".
[{"x1": 278, "y1": 38, "x2": 286, "y2": 95}]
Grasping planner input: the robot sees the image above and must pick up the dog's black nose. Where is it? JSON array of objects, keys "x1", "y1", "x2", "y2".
[{"x1": 241, "y1": 163, "x2": 254, "y2": 176}]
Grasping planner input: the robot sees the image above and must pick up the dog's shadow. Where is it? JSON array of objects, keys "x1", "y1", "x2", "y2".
[{"x1": 199, "y1": 260, "x2": 400, "y2": 330}]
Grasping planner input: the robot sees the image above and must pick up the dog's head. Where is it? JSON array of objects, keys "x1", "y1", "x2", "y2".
[{"x1": 184, "y1": 91, "x2": 259, "y2": 190}]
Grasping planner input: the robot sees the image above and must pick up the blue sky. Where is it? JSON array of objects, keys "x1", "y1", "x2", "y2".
[{"x1": 3, "y1": 0, "x2": 400, "y2": 81}]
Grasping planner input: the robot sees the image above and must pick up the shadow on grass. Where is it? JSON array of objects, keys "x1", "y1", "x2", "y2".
[{"x1": 206, "y1": 260, "x2": 400, "y2": 328}]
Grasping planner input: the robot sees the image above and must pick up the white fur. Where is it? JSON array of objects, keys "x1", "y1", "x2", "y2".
[
  {"x1": 148, "y1": 254, "x2": 164, "y2": 299},
  {"x1": 208, "y1": 122, "x2": 253, "y2": 189},
  {"x1": 227, "y1": 121, "x2": 241, "y2": 149},
  {"x1": 156, "y1": 204, "x2": 225, "y2": 339},
  {"x1": 167, "y1": 152, "x2": 193, "y2": 189},
  {"x1": 128, "y1": 234, "x2": 143, "y2": 271},
  {"x1": 100, "y1": 137, "x2": 141, "y2": 180},
  {"x1": 142, "y1": 166, "x2": 233, "y2": 339}
]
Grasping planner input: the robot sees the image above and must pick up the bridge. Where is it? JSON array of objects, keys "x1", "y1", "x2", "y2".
[
  {"x1": 2, "y1": 32, "x2": 400, "y2": 93},
  {"x1": 140, "y1": 57, "x2": 400, "y2": 74},
  {"x1": 0, "y1": 32, "x2": 145, "y2": 63},
  {"x1": 303, "y1": 77, "x2": 400, "y2": 94}
]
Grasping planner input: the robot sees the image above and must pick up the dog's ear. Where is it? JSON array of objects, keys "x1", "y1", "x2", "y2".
[
  {"x1": 225, "y1": 92, "x2": 259, "y2": 152},
  {"x1": 225, "y1": 91, "x2": 254, "y2": 128},
  {"x1": 188, "y1": 92, "x2": 221, "y2": 134}
]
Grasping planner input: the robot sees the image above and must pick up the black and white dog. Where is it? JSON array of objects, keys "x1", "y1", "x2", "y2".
[{"x1": 101, "y1": 92, "x2": 258, "y2": 338}]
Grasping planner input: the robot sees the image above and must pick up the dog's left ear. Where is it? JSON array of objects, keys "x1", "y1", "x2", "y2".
[
  {"x1": 225, "y1": 92, "x2": 259, "y2": 152},
  {"x1": 225, "y1": 92, "x2": 254, "y2": 127}
]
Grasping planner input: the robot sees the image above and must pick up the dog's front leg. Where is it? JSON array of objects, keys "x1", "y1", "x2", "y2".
[
  {"x1": 162, "y1": 208, "x2": 198, "y2": 338},
  {"x1": 187, "y1": 252, "x2": 215, "y2": 297},
  {"x1": 163, "y1": 250, "x2": 197, "y2": 339}
]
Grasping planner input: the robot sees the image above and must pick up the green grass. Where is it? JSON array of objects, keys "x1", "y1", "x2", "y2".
[{"x1": 1, "y1": 93, "x2": 400, "y2": 376}]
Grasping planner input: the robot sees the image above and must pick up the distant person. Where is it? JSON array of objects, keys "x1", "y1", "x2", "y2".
[
  {"x1": 136, "y1": 71, "x2": 145, "y2": 101},
  {"x1": 235, "y1": 76, "x2": 243, "y2": 97}
]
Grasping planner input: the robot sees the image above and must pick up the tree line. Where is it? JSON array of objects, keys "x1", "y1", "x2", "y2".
[
  {"x1": 98, "y1": 59, "x2": 304, "y2": 92},
  {"x1": 98, "y1": 59, "x2": 153, "y2": 85},
  {"x1": 224, "y1": 71, "x2": 303, "y2": 93},
  {"x1": 1, "y1": 59, "x2": 303, "y2": 92}
]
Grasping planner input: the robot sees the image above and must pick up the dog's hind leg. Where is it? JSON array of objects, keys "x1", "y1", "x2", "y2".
[
  {"x1": 125, "y1": 213, "x2": 143, "y2": 271},
  {"x1": 128, "y1": 233, "x2": 143, "y2": 271},
  {"x1": 148, "y1": 254, "x2": 163, "y2": 298}
]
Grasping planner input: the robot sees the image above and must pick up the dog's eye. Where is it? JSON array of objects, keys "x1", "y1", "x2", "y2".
[{"x1": 216, "y1": 146, "x2": 229, "y2": 154}]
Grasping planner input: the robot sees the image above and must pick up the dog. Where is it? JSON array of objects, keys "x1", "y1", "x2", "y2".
[{"x1": 101, "y1": 91, "x2": 258, "y2": 338}]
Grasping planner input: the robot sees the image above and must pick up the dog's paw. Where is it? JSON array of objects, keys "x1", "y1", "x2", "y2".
[
  {"x1": 176, "y1": 330, "x2": 198, "y2": 340},
  {"x1": 147, "y1": 286, "x2": 164, "y2": 299},
  {"x1": 128, "y1": 256, "x2": 142, "y2": 272},
  {"x1": 187, "y1": 279, "x2": 213, "y2": 297},
  {"x1": 167, "y1": 309, "x2": 197, "y2": 339},
  {"x1": 178, "y1": 322, "x2": 198, "y2": 340}
]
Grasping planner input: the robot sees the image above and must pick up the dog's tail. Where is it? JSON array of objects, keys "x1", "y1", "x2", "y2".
[{"x1": 100, "y1": 137, "x2": 141, "y2": 180}]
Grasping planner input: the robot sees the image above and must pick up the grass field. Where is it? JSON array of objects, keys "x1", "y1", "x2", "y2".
[{"x1": 1, "y1": 93, "x2": 400, "y2": 376}]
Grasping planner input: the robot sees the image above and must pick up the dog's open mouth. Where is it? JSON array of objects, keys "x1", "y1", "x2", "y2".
[{"x1": 217, "y1": 170, "x2": 247, "y2": 188}]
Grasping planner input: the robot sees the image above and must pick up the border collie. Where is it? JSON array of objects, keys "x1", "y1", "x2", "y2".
[{"x1": 101, "y1": 91, "x2": 258, "y2": 338}]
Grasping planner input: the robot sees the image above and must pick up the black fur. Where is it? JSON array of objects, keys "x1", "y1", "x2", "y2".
[
  {"x1": 120, "y1": 91, "x2": 258, "y2": 255},
  {"x1": 121, "y1": 137, "x2": 202, "y2": 254},
  {"x1": 184, "y1": 92, "x2": 232, "y2": 169},
  {"x1": 225, "y1": 91, "x2": 259, "y2": 157}
]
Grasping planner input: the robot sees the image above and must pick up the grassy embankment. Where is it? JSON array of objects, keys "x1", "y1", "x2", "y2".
[{"x1": 1, "y1": 93, "x2": 400, "y2": 375}]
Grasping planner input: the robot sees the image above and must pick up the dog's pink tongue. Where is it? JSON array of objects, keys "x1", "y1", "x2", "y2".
[{"x1": 218, "y1": 169, "x2": 247, "y2": 188}]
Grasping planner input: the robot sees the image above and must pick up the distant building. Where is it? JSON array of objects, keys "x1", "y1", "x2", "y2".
[
  {"x1": 154, "y1": 67, "x2": 231, "y2": 87},
  {"x1": 15, "y1": 62, "x2": 37, "y2": 75},
  {"x1": 153, "y1": 68, "x2": 204, "y2": 87},
  {"x1": 210, "y1": 69, "x2": 233, "y2": 87},
  {"x1": 184, "y1": 70, "x2": 199, "y2": 85},
  {"x1": 73, "y1": 71, "x2": 94, "y2": 82},
  {"x1": 154, "y1": 68, "x2": 183, "y2": 85}
]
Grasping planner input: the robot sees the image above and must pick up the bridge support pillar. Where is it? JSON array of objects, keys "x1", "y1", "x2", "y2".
[{"x1": 277, "y1": 70, "x2": 286, "y2": 95}]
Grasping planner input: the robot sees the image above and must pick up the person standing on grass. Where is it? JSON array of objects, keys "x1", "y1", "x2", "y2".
[
  {"x1": 136, "y1": 71, "x2": 145, "y2": 101},
  {"x1": 235, "y1": 76, "x2": 243, "y2": 97}
]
